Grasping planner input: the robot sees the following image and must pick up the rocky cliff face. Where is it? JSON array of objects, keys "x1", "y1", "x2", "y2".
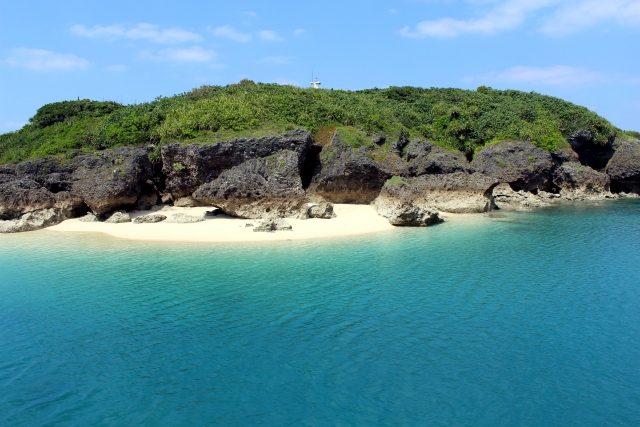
[
  {"x1": 306, "y1": 134, "x2": 395, "y2": 204},
  {"x1": 162, "y1": 130, "x2": 312, "y2": 198},
  {"x1": 404, "y1": 140, "x2": 474, "y2": 175},
  {"x1": 0, "y1": 147, "x2": 152, "y2": 232},
  {"x1": 606, "y1": 139, "x2": 640, "y2": 194},
  {"x1": 553, "y1": 162, "x2": 613, "y2": 200},
  {"x1": 567, "y1": 130, "x2": 615, "y2": 170},
  {"x1": 471, "y1": 141, "x2": 555, "y2": 192},
  {"x1": 2, "y1": 128, "x2": 640, "y2": 233},
  {"x1": 193, "y1": 150, "x2": 307, "y2": 219},
  {"x1": 374, "y1": 182, "x2": 443, "y2": 227},
  {"x1": 372, "y1": 171, "x2": 496, "y2": 225}
]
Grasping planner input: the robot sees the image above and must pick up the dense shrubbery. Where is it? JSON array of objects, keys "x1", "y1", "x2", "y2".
[
  {"x1": 0, "y1": 83, "x2": 623, "y2": 164},
  {"x1": 29, "y1": 100, "x2": 123, "y2": 128}
]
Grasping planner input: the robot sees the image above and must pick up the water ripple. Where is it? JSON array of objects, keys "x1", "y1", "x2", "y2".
[{"x1": 0, "y1": 201, "x2": 639, "y2": 426}]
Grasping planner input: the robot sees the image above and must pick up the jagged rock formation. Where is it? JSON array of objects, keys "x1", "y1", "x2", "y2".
[
  {"x1": 193, "y1": 150, "x2": 307, "y2": 219},
  {"x1": 0, "y1": 209, "x2": 62, "y2": 233},
  {"x1": 162, "y1": 130, "x2": 313, "y2": 198},
  {"x1": 606, "y1": 139, "x2": 640, "y2": 194},
  {"x1": 307, "y1": 202, "x2": 336, "y2": 219},
  {"x1": 553, "y1": 162, "x2": 614, "y2": 200},
  {"x1": 2, "y1": 126, "x2": 640, "y2": 234},
  {"x1": 253, "y1": 219, "x2": 293, "y2": 232},
  {"x1": 105, "y1": 212, "x2": 131, "y2": 224},
  {"x1": 373, "y1": 172, "x2": 498, "y2": 223},
  {"x1": 405, "y1": 140, "x2": 474, "y2": 175},
  {"x1": 79, "y1": 213, "x2": 99, "y2": 222},
  {"x1": 0, "y1": 147, "x2": 152, "y2": 232},
  {"x1": 133, "y1": 214, "x2": 167, "y2": 224},
  {"x1": 567, "y1": 130, "x2": 615, "y2": 170},
  {"x1": 472, "y1": 141, "x2": 555, "y2": 192},
  {"x1": 165, "y1": 213, "x2": 205, "y2": 224},
  {"x1": 374, "y1": 182, "x2": 443, "y2": 226},
  {"x1": 492, "y1": 184, "x2": 551, "y2": 211},
  {"x1": 306, "y1": 133, "x2": 398, "y2": 204}
]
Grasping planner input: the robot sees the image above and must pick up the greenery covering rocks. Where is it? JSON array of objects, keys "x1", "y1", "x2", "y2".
[
  {"x1": 0, "y1": 81, "x2": 626, "y2": 164},
  {"x1": 386, "y1": 176, "x2": 409, "y2": 187}
]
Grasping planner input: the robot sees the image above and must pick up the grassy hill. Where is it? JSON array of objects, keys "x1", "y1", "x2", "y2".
[{"x1": 0, "y1": 80, "x2": 633, "y2": 164}]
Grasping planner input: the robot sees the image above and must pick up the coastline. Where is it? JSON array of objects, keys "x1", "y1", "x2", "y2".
[{"x1": 46, "y1": 204, "x2": 401, "y2": 243}]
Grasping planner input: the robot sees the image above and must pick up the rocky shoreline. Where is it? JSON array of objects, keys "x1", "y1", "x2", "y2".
[{"x1": 1, "y1": 128, "x2": 639, "y2": 234}]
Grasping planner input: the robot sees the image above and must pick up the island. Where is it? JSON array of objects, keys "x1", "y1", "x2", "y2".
[{"x1": 1, "y1": 82, "x2": 639, "y2": 238}]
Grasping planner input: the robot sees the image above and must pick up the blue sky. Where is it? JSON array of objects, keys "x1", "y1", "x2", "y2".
[{"x1": 1, "y1": 0, "x2": 639, "y2": 133}]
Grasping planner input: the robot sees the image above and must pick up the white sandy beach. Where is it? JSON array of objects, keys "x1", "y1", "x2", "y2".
[{"x1": 47, "y1": 204, "x2": 400, "y2": 243}]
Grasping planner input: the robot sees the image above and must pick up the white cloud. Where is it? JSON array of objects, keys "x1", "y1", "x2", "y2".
[
  {"x1": 70, "y1": 23, "x2": 202, "y2": 44},
  {"x1": 293, "y1": 28, "x2": 306, "y2": 36},
  {"x1": 540, "y1": 0, "x2": 640, "y2": 35},
  {"x1": 258, "y1": 30, "x2": 284, "y2": 42},
  {"x1": 5, "y1": 48, "x2": 89, "y2": 71},
  {"x1": 399, "y1": 0, "x2": 558, "y2": 38},
  {"x1": 467, "y1": 65, "x2": 607, "y2": 86},
  {"x1": 209, "y1": 25, "x2": 252, "y2": 42},
  {"x1": 388, "y1": 8, "x2": 399, "y2": 14},
  {"x1": 400, "y1": 0, "x2": 640, "y2": 38},
  {"x1": 145, "y1": 47, "x2": 217, "y2": 63}
]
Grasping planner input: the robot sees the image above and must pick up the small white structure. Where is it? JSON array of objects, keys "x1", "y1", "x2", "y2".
[{"x1": 310, "y1": 77, "x2": 321, "y2": 89}]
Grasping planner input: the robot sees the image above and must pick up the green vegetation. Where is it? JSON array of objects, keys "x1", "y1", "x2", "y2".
[
  {"x1": 334, "y1": 126, "x2": 374, "y2": 149},
  {"x1": 0, "y1": 82, "x2": 627, "y2": 164},
  {"x1": 386, "y1": 176, "x2": 409, "y2": 187},
  {"x1": 172, "y1": 162, "x2": 186, "y2": 171},
  {"x1": 617, "y1": 130, "x2": 640, "y2": 141},
  {"x1": 29, "y1": 99, "x2": 123, "y2": 128}
]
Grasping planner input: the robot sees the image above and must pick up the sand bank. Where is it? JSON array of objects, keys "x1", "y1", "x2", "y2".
[{"x1": 47, "y1": 204, "x2": 399, "y2": 243}]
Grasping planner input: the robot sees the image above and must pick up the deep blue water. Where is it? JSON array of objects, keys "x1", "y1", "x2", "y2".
[{"x1": 1, "y1": 200, "x2": 639, "y2": 427}]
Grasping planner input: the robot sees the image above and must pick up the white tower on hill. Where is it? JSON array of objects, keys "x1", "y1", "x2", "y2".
[{"x1": 311, "y1": 74, "x2": 321, "y2": 89}]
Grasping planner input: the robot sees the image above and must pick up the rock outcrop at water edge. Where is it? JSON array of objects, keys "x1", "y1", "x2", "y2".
[
  {"x1": 606, "y1": 139, "x2": 640, "y2": 194},
  {"x1": 0, "y1": 147, "x2": 152, "y2": 231},
  {"x1": 472, "y1": 141, "x2": 555, "y2": 192},
  {"x1": 193, "y1": 150, "x2": 307, "y2": 219},
  {"x1": 553, "y1": 162, "x2": 614, "y2": 200},
  {"x1": 0, "y1": 208, "x2": 62, "y2": 233}
]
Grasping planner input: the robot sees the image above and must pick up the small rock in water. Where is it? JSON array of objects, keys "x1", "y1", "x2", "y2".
[
  {"x1": 105, "y1": 211, "x2": 131, "y2": 224},
  {"x1": 133, "y1": 214, "x2": 167, "y2": 224},
  {"x1": 79, "y1": 213, "x2": 99, "y2": 223},
  {"x1": 165, "y1": 213, "x2": 205, "y2": 224},
  {"x1": 245, "y1": 223, "x2": 254, "y2": 227}
]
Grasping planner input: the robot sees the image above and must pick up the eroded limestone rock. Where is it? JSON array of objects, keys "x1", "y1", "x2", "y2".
[
  {"x1": 105, "y1": 211, "x2": 132, "y2": 224},
  {"x1": 307, "y1": 202, "x2": 336, "y2": 219},
  {"x1": 165, "y1": 213, "x2": 205, "y2": 224},
  {"x1": 133, "y1": 214, "x2": 167, "y2": 224},
  {"x1": 0, "y1": 209, "x2": 62, "y2": 233},
  {"x1": 193, "y1": 150, "x2": 307, "y2": 219},
  {"x1": 252, "y1": 219, "x2": 293, "y2": 232}
]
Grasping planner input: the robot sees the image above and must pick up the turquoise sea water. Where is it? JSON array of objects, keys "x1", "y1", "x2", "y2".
[{"x1": 1, "y1": 201, "x2": 639, "y2": 426}]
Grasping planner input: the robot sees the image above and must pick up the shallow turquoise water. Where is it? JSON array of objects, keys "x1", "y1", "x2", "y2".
[{"x1": 1, "y1": 201, "x2": 639, "y2": 426}]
